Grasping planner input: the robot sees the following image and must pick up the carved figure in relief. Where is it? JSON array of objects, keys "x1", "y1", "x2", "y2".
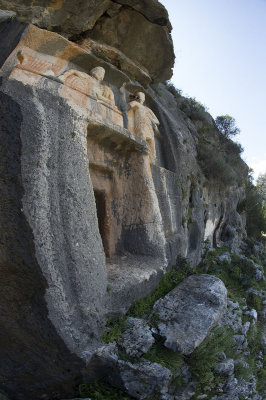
[
  {"x1": 15, "y1": 50, "x2": 56, "y2": 77},
  {"x1": 59, "y1": 66, "x2": 116, "y2": 108},
  {"x1": 128, "y1": 91, "x2": 159, "y2": 162}
]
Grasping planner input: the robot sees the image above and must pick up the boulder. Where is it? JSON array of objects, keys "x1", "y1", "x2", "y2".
[
  {"x1": 119, "y1": 317, "x2": 155, "y2": 357},
  {"x1": 214, "y1": 359, "x2": 234, "y2": 376},
  {"x1": 118, "y1": 359, "x2": 172, "y2": 399},
  {"x1": 90, "y1": 343, "x2": 172, "y2": 399},
  {"x1": 153, "y1": 274, "x2": 227, "y2": 354}
]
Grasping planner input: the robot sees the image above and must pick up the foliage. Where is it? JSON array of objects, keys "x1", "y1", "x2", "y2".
[
  {"x1": 179, "y1": 96, "x2": 208, "y2": 120},
  {"x1": 215, "y1": 115, "x2": 240, "y2": 138},
  {"x1": 238, "y1": 175, "x2": 266, "y2": 241},
  {"x1": 257, "y1": 353, "x2": 266, "y2": 392},
  {"x1": 186, "y1": 326, "x2": 235, "y2": 390},
  {"x1": 102, "y1": 317, "x2": 128, "y2": 344},
  {"x1": 196, "y1": 122, "x2": 247, "y2": 187},
  {"x1": 164, "y1": 81, "x2": 183, "y2": 98},
  {"x1": 256, "y1": 172, "x2": 266, "y2": 200},
  {"x1": 197, "y1": 248, "x2": 265, "y2": 311},
  {"x1": 144, "y1": 342, "x2": 183, "y2": 374},
  {"x1": 79, "y1": 381, "x2": 133, "y2": 399}
]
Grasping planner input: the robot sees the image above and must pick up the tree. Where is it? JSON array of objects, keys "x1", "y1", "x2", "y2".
[
  {"x1": 241, "y1": 173, "x2": 266, "y2": 241},
  {"x1": 256, "y1": 172, "x2": 266, "y2": 200},
  {"x1": 215, "y1": 115, "x2": 240, "y2": 138}
]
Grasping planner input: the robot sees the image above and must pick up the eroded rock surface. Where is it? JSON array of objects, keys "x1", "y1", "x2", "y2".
[
  {"x1": 90, "y1": 343, "x2": 172, "y2": 400},
  {"x1": 119, "y1": 317, "x2": 155, "y2": 357},
  {"x1": 0, "y1": 0, "x2": 174, "y2": 82},
  {"x1": 153, "y1": 275, "x2": 227, "y2": 354}
]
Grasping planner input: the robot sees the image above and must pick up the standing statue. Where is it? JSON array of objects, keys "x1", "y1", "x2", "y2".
[{"x1": 128, "y1": 91, "x2": 159, "y2": 162}]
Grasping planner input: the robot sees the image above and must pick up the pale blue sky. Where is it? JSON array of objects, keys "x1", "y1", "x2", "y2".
[{"x1": 161, "y1": 0, "x2": 266, "y2": 180}]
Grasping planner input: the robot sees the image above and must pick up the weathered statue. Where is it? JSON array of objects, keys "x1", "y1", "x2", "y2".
[
  {"x1": 128, "y1": 91, "x2": 159, "y2": 162},
  {"x1": 59, "y1": 66, "x2": 115, "y2": 108},
  {"x1": 58, "y1": 66, "x2": 123, "y2": 126}
]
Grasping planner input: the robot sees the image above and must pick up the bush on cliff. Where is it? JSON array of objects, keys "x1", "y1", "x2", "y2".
[
  {"x1": 238, "y1": 173, "x2": 266, "y2": 241},
  {"x1": 196, "y1": 123, "x2": 247, "y2": 187}
]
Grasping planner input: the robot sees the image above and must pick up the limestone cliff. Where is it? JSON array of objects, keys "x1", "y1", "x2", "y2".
[{"x1": 0, "y1": 3, "x2": 251, "y2": 400}]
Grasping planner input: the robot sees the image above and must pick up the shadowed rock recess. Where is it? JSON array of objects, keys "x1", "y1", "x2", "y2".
[{"x1": 0, "y1": 2, "x2": 262, "y2": 400}]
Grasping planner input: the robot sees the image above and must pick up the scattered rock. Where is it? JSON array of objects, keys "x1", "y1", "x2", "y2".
[
  {"x1": 119, "y1": 317, "x2": 155, "y2": 357},
  {"x1": 153, "y1": 274, "x2": 227, "y2": 354},
  {"x1": 233, "y1": 334, "x2": 248, "y2": 350},
  {"x1": 244, "y1": 309, "x2": 257, "y2": 320},
  {"x1": 214, "y1": 358, "x2": 234, "y2": 376},
  {"x1": 217, "y1": 352, "x2": 227, "y2": 361},
  {"x1": 218, "y1": 253, "x2": 231, "y2": 264}
]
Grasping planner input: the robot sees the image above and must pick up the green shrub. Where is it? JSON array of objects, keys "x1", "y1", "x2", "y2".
[
  {"x1": 164, "y1": 81, "x2": 183, "y2": 98},
  {"x1": 186, "y1": 326, "x2": 235, "y2": 390},
  {"x1": 196, "y1": 122, "x2": 247, "y2": 187},
  {"x1": 79, "y1": 381, "x2": 133, "y2": 399},
  {"x1": 144, "y1": 343, "x2": 183, "y2": 374},
  {"x1": 239, "y1": 178, "x2": 266, "y2": 241},
  {"x1": 102, "y1": 317, "x2": 128, "y2": 344},
  {"x1": 180, "y1": 97, "x2": 208, "y2": 120}
]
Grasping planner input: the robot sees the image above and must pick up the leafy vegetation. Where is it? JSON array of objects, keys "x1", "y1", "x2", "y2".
[
  {"x1": 196, "y1": 247, "x2": 265, "y2": 307},
  {"x1": 238, "y1": 173, "x2": 266, "y2": 242},
  {"x1": 179, "y1": 96, "x2": 208, "y2": 121},
  {"x1": 144, "y1": 342, "x2": 183, "y2": 374},
  {"x1": 164, "y1": 80, "x2": 183, "y2": 98},
  {"x1": 186, "y1": 326, "x2": 235, "y2": 390},
  {"x1": 196, "y1": 122, "x2": 247, "y2": 187},
  {"x1": 79, "y1": 381, "x2": 133, "y2": 400},
  {"x1": 215, "y1": 115, "x2": 240, "y2": 138}
]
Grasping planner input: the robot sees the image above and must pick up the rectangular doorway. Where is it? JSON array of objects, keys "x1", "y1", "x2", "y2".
[{"x1": 93, "y1": 189, "x2": 110, "y2": 257}]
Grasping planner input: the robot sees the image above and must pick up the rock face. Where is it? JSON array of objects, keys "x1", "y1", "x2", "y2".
[
  {"x1": 0, "y1": 2, "x2": 248, "y2": 399},
  {"x1": 0, "y1": 0, "x2": 174, "y2": 82},
  {"x1": 153, "y1": 275, "x2": 227, "y2": 354}
]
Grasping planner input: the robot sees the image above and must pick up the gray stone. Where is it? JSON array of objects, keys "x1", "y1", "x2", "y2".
[
  {"x1": 255, "y1": 268, "x2": 264, "y2": 281},
  {"x1": 118, "y1": 359, "x2": 172, "y2": 399},
  {"x1": 90, "y1": 343, "x2": 172, "y2": 399},
  {"x1": 217, "y1": 352, "x2": 227, "y2": 361},
  {"x1": 119, "y1": 317, "x2": 155, "y2": 357},
  {"x1": 233, "y1": 334, "x2": 248, "y2": 350},
  {"x1": 214, "y1": 359, "x2": 234, "y2": 376},
  {"x1": 0, "y1": 9, "x2": 16, "y2": 22},
  {"x1": 244, "y1": 309, "x2": 258, "y2": 320},
  {"x1": 153, "y1": 274, "x2": 227, "y2": 354},
  {"x1": 218, "y1": 253, "x2": 231, "y2": 264}
]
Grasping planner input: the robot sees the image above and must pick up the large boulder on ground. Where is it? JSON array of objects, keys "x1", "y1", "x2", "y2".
[{"x1": 153, "y1": 274, "x2": 227, "y2": 354}]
